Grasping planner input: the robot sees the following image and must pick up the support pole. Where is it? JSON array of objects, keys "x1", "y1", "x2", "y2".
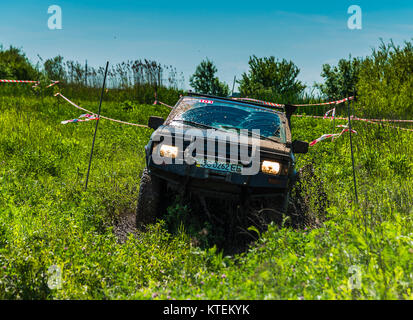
[
  {"x1": 85, "y1": 61, "x2": 109, "y2": 191},
  {"x1": 154, "y1": 83, "x2": 158, "y2": 105},
  {"x1": 85, "y1": 60, "x2": 88, "y2": 87},
  {"x1": 347, "y1": 92, "x2": 358, "y2": 204},
  {"x1": 332, "y1": 104, "x2": 336, "y2": 139},
  {"x1": 231, "y1": 76, "x2": 236, "y2": 96}
]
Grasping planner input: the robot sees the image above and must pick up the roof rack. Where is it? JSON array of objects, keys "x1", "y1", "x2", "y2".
[
  {"x1": 186, "y1": 91, "x2": 286, "y2": 111},
  {"x1": 185, "y1": 91, "x2": 297, "y2": 128}
]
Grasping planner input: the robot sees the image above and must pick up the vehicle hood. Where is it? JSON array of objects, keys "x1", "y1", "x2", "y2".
[{"x1": 153, "y1": 124, "x2": 291, "y2": 157}]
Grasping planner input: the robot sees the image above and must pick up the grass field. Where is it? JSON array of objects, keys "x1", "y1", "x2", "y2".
[{"x1": 0, "y1": 94, "x2": 412, "y2": 299}]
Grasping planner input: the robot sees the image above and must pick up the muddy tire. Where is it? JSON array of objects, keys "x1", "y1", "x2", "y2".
[
  {"x1": 136, "y1": 168, "x2": 163, "y2": 228},
  {"x1": 288, "y1": 163, "x2": 327, "y2": 228},
  {"x1": 247, "y1": 197, "x2": 287, "y2": 231}
]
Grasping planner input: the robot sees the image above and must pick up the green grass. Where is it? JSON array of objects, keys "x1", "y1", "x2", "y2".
[{"x1": 0, "y1": 95, "x2": 412, "y2": 299}]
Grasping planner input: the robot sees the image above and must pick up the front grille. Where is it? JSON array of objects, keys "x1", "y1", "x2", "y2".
[
  {"x1": 154, "y1": 135, "x2": 290, "y2": 172},
  {"x1": 179, "y1": 138, "x2": 256, "y2": 164}
]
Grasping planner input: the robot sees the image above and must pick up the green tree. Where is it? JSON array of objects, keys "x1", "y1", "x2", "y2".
[
  {"x1": 315, "y1": 56, "x2": 362, "y2": 100},
  {"x1": 356, "y1": 40, "x2": 413, "y2": 119},
  {"x1": 189, "y1": 59, "x2": 229, "y2": 97},
  {"x1": 44, "y1": 55, "x2": 66, "y2": 82},
  {"x1": 0, "y1": 45, "x2": 39, "y2": 80},
  {"x1": 238, "y1": 55, "x2": 305, "y2": 103}
]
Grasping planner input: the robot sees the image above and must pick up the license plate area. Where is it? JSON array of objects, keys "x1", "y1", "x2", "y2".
[{"x1": 195, "y1": 159, "x2": 242, "y2": 174}]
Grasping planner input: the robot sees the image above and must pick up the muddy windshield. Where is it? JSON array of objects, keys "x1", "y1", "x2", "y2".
[{"x1": 169, "y1": 97, "x2": 284, "y2": 140}]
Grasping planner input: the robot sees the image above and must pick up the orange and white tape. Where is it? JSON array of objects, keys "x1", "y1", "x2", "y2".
[
  {"x1": 46, "y1": 81, "x2": 60, "y2": 88},
  {"x1": 232, "y1": 96, "x2": 354, "y2": 108},
  {"x1": 293, "y1": 96, "x2": 354, "y2": 107},
  {"x1": 154, "y1": 100, "x2": 173, "y2": 109},
  {"x1": 310, "y1": 127, "x2": 357, "y2": 147},
  {"x1": 0, "y1": 79, "x2": 60, "y2": 88},
  {"x1": 232, "y1": 97, "x2": 285, "y2": 108},
  {"x1": 293, "y1": 114, "x2": 413, "y2": 132},
  {"x1": 55, "y1": 93, "x2": 149, "y2": 128},
  {"x1": 0, "y1": 79, "x2": 39, "y2": 84}
]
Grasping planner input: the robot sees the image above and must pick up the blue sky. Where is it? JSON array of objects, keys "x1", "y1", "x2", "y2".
[{"x1": 1, "y1": 0, "x2": 412, "y2": 90}]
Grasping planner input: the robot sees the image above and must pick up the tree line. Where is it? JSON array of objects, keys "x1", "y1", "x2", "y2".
[
  {"x1": 190, "y1": 39, "x2": 413, "y2": 119},
  {"x1": 0, "y1": 39, "x2": 412, "y2": 118}
]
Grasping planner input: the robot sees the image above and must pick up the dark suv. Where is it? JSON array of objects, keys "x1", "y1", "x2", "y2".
[{"x1": 137, "y1": 92, "x2": 309, "y2": 227}]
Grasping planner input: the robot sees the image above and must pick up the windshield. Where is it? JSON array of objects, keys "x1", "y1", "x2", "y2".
[{"x1": 169, "y1": 97, "x2": 284, "y2": 140}]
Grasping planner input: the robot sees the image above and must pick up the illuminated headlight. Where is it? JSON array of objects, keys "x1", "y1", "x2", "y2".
[
  {"x1": 261, "y1": 161, "x2": 281, "y2": 175},
  {"x1": 159, "y1": 145, "x2": 178, "y2": 158}
]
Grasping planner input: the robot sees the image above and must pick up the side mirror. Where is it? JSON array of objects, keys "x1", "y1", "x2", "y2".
[
  {"x1": 148, "y1": 116, "x2": 164, "y2": 130},
  {"x1": 292, "y1": 140, "x2": 309, "y2": 154},
  {"x1": 284, "y1": 104, "x2": 297, "y2": 129}
]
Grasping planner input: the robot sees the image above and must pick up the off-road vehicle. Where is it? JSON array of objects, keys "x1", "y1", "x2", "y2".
[{"x1": 137, "y1": 93, "x2": 322, "y2": 235}]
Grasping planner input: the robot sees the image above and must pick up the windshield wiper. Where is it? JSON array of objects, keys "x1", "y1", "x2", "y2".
[
  {"x1": 173, "y1": 120, "x2": 281, "y2": 143},
  {"x1": 173, "y1": 119, "x2": 221, "y2": 131},
  {"x1": 219, "y1": 125, "x2": 281, "y2": 144}
]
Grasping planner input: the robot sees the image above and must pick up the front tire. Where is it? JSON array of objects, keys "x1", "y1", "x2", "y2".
[
  {"x1": 136, "y1": 168, "x2": 163, "y2": 228},
  {"x1": 288, "y1": 163, "x2": 327, "y2": 228}
]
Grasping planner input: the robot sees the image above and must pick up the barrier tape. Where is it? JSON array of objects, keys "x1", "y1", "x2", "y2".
[
  {"x1": 46, "y1": 81, "x2": 60, "y2": 88},
  {"x1": 155, "y1": 98, "x2": 412, "y2": 132},
  {"x1": 333, "y1": 116, "x2": 413, "y2": 124},
  {"x1": 324, "y1": 108, "x2": 336, "y2": 120},
  {"x1": 54, "y1": 93, "x2": 149, "y2": 128},
  {"x1": 232, "y1": 97, "x2": 285, "y2": 107},
  {"x1": 154, "y1": 100, "x2": 173, "y2": 109},
  {"x1": 373, "y1": 122, "x2": 413, "y2": 132},
  {"x1": 53, "y1": 93, "x2": 413, "y2": 133},
  {"x1": 293, "y1": 114, "x2": 413, "y2": 131},
  {"x1": 320, "y1": 115, "x2": 413, "y2": 123},
  {"x1": 309, "y1": 133, "x2": 338, "y2": 146},
  {"x1": 61, "y1": 114, "x2": 99, "y2": 125},
  {"x1": 232, "y1": 96, "x2": 354, "y2": 108},
  {"x1": 310, "y1": 127, "x2": 358, "y2": 147},
  {"x1": 0, "y1": 79, "x2": 60, "y2": 88},
  {"x1": 294, "y1": 96, "x2": 354, "y2": 107},
  {"x1": 0, "y1": 79, "x2": 39, "y2": 84},
  {"x1": 230, "y1": 95, "x2": 411, "y2": 123},
  {"x1": 351, "y1": 117, "x2": 413, "y2": 123}
]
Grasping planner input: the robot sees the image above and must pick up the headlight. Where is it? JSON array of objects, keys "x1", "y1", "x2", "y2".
[
  {"x1": 159, "y1": 145, "x2": 178, "y2": 158},
  {"x1": 261, "y1": 161, "x2": 281, "y2": 175}
]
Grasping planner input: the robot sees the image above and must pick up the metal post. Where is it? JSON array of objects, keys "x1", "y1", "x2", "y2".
[
  {"x1": 85, "y1": 60, "x2": 88, "y2": 87},
  {"x1": 85, "y1": 61, "x2": 109, "y2": 191},
  {"x1": 231, "y1": 76, "x2": 236, "y2": 96},
  {"x1": 347, "y1": 92, "x2": 358, "y2": 204},
  {"x1": 154, "y1": 83, "x2": 158, "y2": 104}
]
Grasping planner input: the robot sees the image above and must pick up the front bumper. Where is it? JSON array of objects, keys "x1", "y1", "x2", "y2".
[{"x1": 147, "y1": 155, "x2": 294, "y2": 200}]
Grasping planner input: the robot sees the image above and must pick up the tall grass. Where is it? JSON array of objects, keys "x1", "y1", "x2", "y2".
[{"x1": 0, "y1": 94, "x2": 412, "y2": 299}]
